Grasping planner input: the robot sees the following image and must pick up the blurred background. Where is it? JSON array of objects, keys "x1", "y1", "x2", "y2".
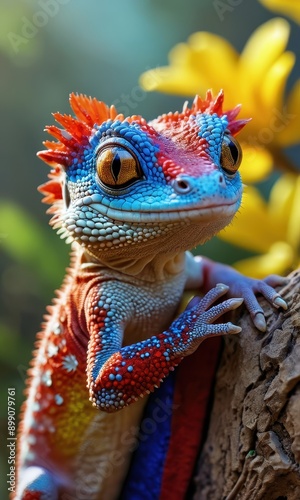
[{"x1": 1, "y1": 1, "x2": 299, "y2": 497}]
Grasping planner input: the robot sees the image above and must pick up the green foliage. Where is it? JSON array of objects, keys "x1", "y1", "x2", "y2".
[
  {"x1": 0, "y1": 201, "x2": 68, "y2": 294},
  {"x1": 0, "y1": 3, "x2": 41, "y2": 66}
]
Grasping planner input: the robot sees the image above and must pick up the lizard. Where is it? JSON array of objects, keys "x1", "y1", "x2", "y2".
[{"x1": 14, "y1": 90, "x2": 288, "y2": 500}]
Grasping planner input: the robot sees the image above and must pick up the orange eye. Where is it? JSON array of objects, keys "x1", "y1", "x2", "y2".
[
  {"x1": 96, "y1": 146, "x2": 142, "y2": 189},
  {"x1": 220, "y1": 134, "x2": 242, "y2": 175}
]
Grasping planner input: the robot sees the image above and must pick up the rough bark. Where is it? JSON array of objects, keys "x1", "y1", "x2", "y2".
[{"x1": 194, "y1": 270, "x2": 300, "y2": 500}]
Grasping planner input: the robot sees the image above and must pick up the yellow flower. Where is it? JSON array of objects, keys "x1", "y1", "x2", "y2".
[
  {"x1": 260, "y1": 0, "x2": 300, "y2": 24},
  {"x1": 218, "y1": 174, "x2": 300, "y2": 278},
  {"x1": 140, "y1": 19, "x2": 300, "y2": 182}
]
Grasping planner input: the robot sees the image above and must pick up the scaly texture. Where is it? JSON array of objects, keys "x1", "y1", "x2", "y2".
[
  {"x1": 194, "y1": 271, "x2": 300, "y2": 499},
  {"x1": 14, "y1": 91, "x2": 287, "y2": 500}
]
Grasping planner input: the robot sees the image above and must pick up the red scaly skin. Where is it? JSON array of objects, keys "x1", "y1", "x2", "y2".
[{"x1": 14, "y1": 91, "x2": 287, "y2": 500}]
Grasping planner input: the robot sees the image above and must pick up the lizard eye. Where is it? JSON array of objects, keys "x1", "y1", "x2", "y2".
[
  {"x1": 96, "y1": 146, "x2": 143, "y2": 190},
  {"x1": 220, "y1": 134, "x2": 242, "y2": 175}
]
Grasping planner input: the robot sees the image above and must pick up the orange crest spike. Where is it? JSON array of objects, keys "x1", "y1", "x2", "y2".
[
  {"x1": 210, "y1": 90, "x2": 224, "y2": 115},
  {"x1": 37, "y1": 93, "x2": 125, "y2": 208},
  {"x1": 191, "y1": 95, "x2": 205, "y2": 113},
  {"x1": 155, "y1": 89, "x2": 247, "y2": 137},
  {"x1": 38, "y1": 179, "x2": 63, "y2": 204},
  {"x1": 109, "y1": 105, "x2": 120, "y2": 121},
  {"x1": 69, "y1": 93, "x2": 113, "y2": 126},
  {"x1": 43, "y1": 125, "x2": 78, "y2": 151},
  {"x1": 225, "y1": 104, "x2": 242, "y2": 122},
  {"x1": 227, "y1": 118, "x2": 250, "y2": 135},
  {"x1": 191, "y1": 90, "x2": 224, "y2": 116},
  {"x1": 52, "y1": 113, "x2": 91, "y2": 143},
  {"x1": 38, "y1": 93, "x2": 121, "y2": 171},
  {"x1": 37, "y1": 164, "x2": 64, "y2": 205},
  {"x1": 37, "y1": 150, "x2": 70, "y2": 168}
]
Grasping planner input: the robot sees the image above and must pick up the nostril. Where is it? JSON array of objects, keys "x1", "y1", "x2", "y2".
[
  {"x1": 172, "y1": 177, "x2": 192, "y2": 194},
  {"x1": 218, "y1": 173, "x2": 226, "y2": 186},
  {"x1": 177, "y1": 180, "x2": 190, "y2": 191}
]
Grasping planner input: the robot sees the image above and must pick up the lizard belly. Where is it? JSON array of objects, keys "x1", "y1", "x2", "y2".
[
  {"x1": 73, "y1": 397, "x2": 148, "y2": 500},
  {"x1": 123, "y1": 272, "x2": 187, "y2": 345}
]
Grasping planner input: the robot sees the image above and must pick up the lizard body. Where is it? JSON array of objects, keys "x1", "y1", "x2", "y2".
[{"x1": 15, "y1": 91, "x2": 287, "y2": 499}]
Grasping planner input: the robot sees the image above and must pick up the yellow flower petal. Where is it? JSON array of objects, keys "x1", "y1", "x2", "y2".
[
  {"x1": 285, "y1": 176, "x2": 300, "y2": 250},
  {"x1": 168, "y1": 42, "x2": 193, "y2": 67},
  {"x1": 260, "y1": 0, "x2": 300, "y2": 24},
  {"x1": 187, "y1": 32, "x2": 238, "y2": 94},
  {"x1": 238, "y1": 18, "x2": 290, "y2": 91},
  {"x1": 221, "y1": 175, "x2": 299, "y2": 276},
  {"x1": 277, "y1": 80, "x2": 300, "y2": 146},
  {"x1": 140, "y1": 43, "x2": 203, "y2": 94},
  {"x1": 267, "y1": 174, "x2": 300, "y2": 262},
  {"x1": 268, "y1": 173, "x2": 297, "y2": 220},
  {"x1": 140, "y1": 66, "x2": 206, "y2": 95},
  {"x1": 219, "y1": 187, "x2": 278, "y2": 253},
  {"x1": 233, "y1": 242, "x2": 294, "y2": 278},
  {"x1": 140, "y1": 33, "x2": 238, "y2": 98},
  {"x1": 260, "y1": 51, "x2": 295, "y2": 113},
  {"x1": 239, "y1": 143, "x2": 273, "y2": 183}
]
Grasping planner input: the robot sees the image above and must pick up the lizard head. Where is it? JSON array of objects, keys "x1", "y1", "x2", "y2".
[{"x1": 38, "y1": 91, "x2": 248, "y2": 265}]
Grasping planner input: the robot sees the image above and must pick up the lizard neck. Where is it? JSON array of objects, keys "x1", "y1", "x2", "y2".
[{"x1": 78, "y1": 245, "x2": 186, "y2": 283}]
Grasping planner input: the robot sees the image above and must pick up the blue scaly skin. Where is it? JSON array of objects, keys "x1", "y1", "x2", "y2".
[{"x1": 14, "y1": 91, "x2": 287, "y2": 499}]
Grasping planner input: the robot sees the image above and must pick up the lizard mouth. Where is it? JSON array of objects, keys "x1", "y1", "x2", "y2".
[{"x1": 85, "y1": 197, "x2": 240, "y2": 224}]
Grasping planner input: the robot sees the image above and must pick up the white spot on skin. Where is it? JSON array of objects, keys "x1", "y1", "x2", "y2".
[
  {"x1": 59, "y1": 339, "x2": 66, "y2": 348},
  {"x1": 36, "y1": 352, "x2": 47, "y2": 366},
  {"x1": 27, "y1": 434, "x2": 36, "y2": 445},
  {"x1": 53, "y1": 322, "x2": 62, "y2": 335},
  {"x1": 55, "y1": 394, "x2": 64, "y2": 405},
  {"x1": 41, "y1": 370, "x2": 52, "y2": 387},
  {"x1": 20, "y1": 440, "x2": 36, "y2": 463},
  {"x1": 62, "y1": 354, "x2": 78, "y2": 372},
  {"x1": 25, "y1": 450, "x2": 36, "y2": 462},
  {"x1": 47, "y1": 343, "x2": 59, "y2": 357},
  {"x1": 32, "y1": 401, "x2": 41, "y2": 412}
]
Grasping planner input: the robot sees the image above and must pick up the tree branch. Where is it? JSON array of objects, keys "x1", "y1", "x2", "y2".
[{"x1": 194, "y1": 270, "x2": 300, "y2": 499}]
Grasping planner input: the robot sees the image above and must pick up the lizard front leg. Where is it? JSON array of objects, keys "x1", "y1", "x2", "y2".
[{"x1": 86, "y1": 282, "x2": 242, "y2": 413}]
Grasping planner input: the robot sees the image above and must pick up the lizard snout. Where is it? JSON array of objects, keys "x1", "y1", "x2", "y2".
[{"x1": 172, "y1": 172, "x2": 226, "y2": 195}]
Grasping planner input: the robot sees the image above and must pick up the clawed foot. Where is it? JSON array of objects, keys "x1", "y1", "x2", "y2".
[
  {"x1": 175, "y1": 284, "x2": 243, "y2": 355},
  {"x1": 184, "y1": 272, "x2": 288, "y2": 351},
  {"x1": 190, "y1": 283, "x2": 243, "y2": 333},
  {"x1": 200, "y1": 258, "x2": 289, "y2": 332},
  {"x1": 221, "y1": 274, "x2": 288, "y2": 332}
]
